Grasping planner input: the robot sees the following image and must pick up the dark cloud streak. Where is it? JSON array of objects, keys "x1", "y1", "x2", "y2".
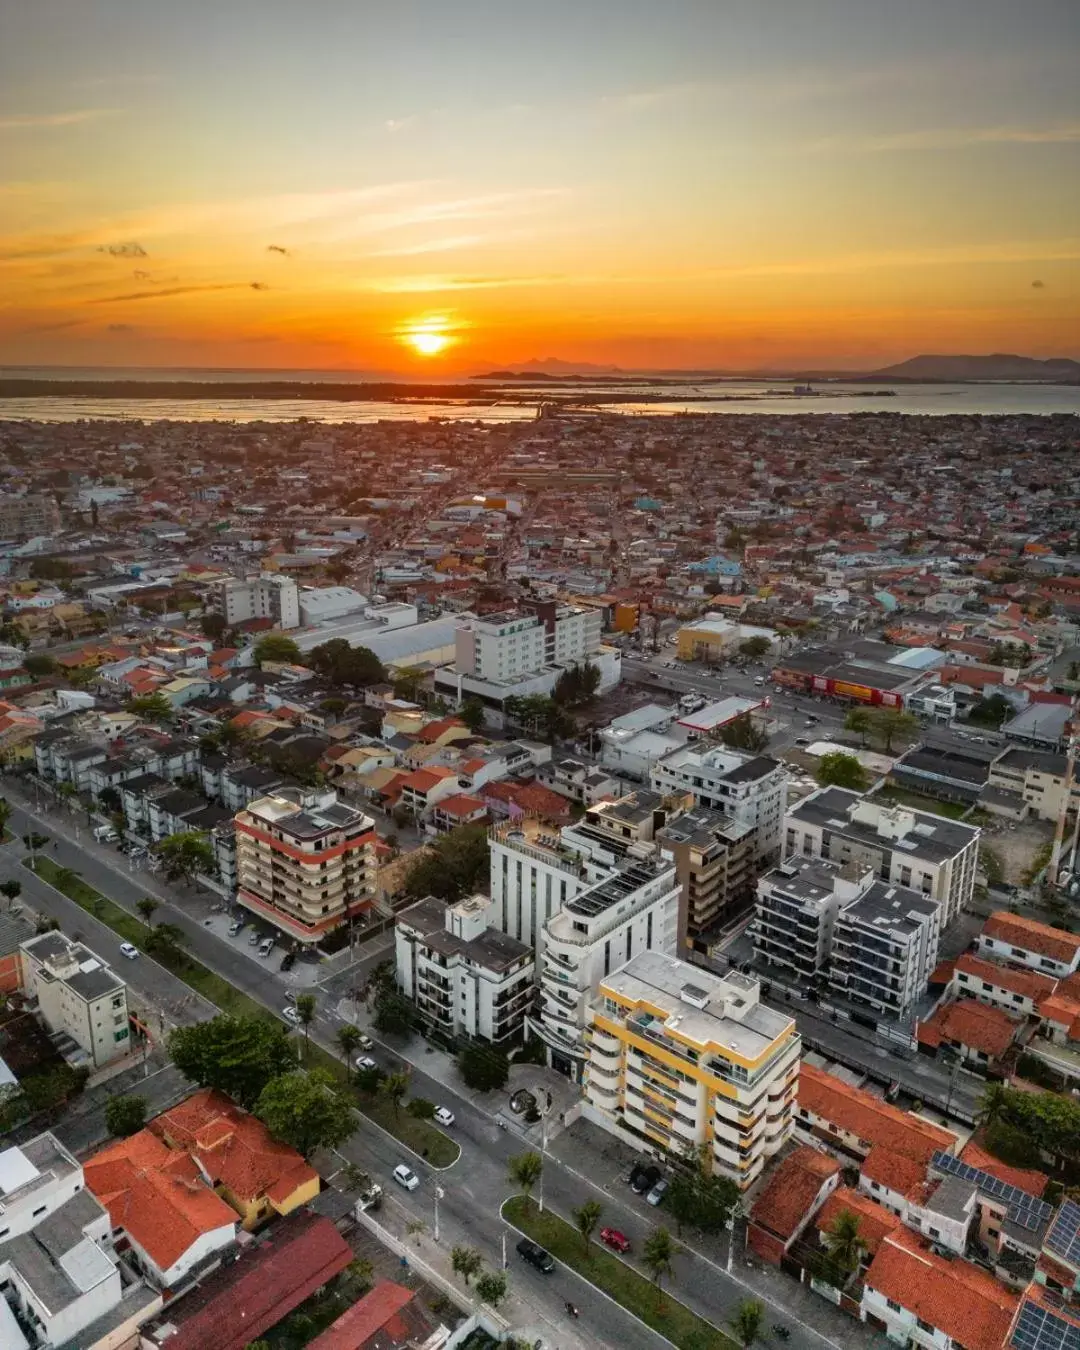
[{"x1": 89, "y1": 281, "x2": 268, "y2": 303}]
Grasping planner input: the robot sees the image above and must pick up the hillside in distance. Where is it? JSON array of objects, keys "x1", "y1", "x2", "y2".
[{"x1": 870, "y1": 353, "x2": 1080, "y2": 382}]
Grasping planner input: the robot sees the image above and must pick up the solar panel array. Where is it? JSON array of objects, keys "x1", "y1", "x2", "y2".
[
  {"x1": 931, "y1": 1150, "x2": 1053, "y2": 1233},
  {"x1": 1012, "y1": 1299, "x2": 1080, "y2": 1350},
  {"x1": 1046, "y1": 1200, "x2": 1080, "y2": 1266}
]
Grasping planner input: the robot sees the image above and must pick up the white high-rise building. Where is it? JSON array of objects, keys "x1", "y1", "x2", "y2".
[
  {"x1": 219, "y1": 573, "x2": 300, "y2": 631},
  {"x1": 650, "y1": 744, "x2": 787, "y2": 862}
]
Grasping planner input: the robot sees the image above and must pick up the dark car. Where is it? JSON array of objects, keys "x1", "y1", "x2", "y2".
[
  {"x1": 279, "y1": 951, "x2": 296, "y2": 972},
  {"x1": 630, "y1": 1163, "x2": 661, "y2": 1195},
  {"x1": 516, "y1": 1237, "x2": 555, "y2": 1273}
]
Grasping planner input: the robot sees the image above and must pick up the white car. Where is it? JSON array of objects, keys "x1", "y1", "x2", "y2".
[
  {"x1": 355, "y1": 1055, "x2": 378, "y2": 1072},
  {"x1": 393, "y1": 1163, "x2": 420, "y2": 1191},
  {"x1": 119, "y1": 942, "x2": 139, "y2": 960},
  {"x1": 433, "y1": 1106, "x2": 455, "y2": 1127},
  {"x1": 282, "y1": 1006, "x2": 301, "y2": 1025}
]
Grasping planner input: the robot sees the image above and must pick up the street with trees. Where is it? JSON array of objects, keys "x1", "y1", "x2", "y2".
[
  {"x1": 507, "y1": 1150, "x2": 543, "y2": 1202},
  {"x1": 154, "y1": 830, "x2": 216, "y2": 885}
]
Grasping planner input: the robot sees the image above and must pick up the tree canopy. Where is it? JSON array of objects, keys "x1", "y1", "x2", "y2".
[
  {"x1": 254, "y1": 633, "x2": 303, "y2": 666},
  {"x1": 460, "y1": 1044, "x2": 510, "y2": 1092},
  {"x1": 105, "y1": 1094, "x2": 147, "y2": 1137},
  {"x1": 155, "y1": 830, "x2": 216, "y2": 884},
  {"x1": 552, "y1": 661, "x2": 601, "y2": 709},
  {"x1": 814, "y1": 751, "x2": 869, "y2": 790},
  {"x1": 403, "y1": 823, "x2": 490, "y2": 903},
  {"x1": 169, "y1": 1014, "x2": 297, "y2": 1110},
  {"x1": 255, "y1": 1068, "x2": 355, "y2": 1158},
  {"x1": 304, "y1": 638, "x2": 384, "y2": 688},
  {"x1": 717, "y1": 713, "x2": 768, "y2": 753},
  {"x1": 127, "y1": 691, "x2": 173, "y2": 723}
]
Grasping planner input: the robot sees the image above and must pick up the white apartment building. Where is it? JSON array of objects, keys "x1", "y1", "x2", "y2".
[
  {"x1": 0, "y1": 1135, "x2": 157, "y2": 1350},
  {"x1": 219, "y1": 572, "x2": 300, "y2": 631},
  {"x1": 650, "y1": 744, "x2": 786, "y2": 862},
  {"x1": 395, "y1": 893, "x2": 534, "y2": 1044},
  {"x1": 20, "y1": 933, "x2": 130, "y2": 1069},
  {"x1": 584, "y1": 951, "x2": 800, "y2": 1188},
  {"x1": 784, "y1": 787, "x2": 980, "y2": 926},
  {"x1": 534, "y1": 849, "x2": 680, "y2": 1080}
]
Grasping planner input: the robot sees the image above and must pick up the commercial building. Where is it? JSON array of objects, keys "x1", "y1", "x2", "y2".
[
  {"x1": 0, "y1": 493, "x2": 61, "y2": 539},
  {"x1": 234, "y1": 789, "x2": 376, "y2": 944},
  {"x1": 657, "y1": 804, "x2": 757, "y2": 948},
  {"x1": 784, "y1": 787, "x2": 980, "y2": 926},
  {"x1": 675, "y1": 615, "x2": 778, "y2": 663},
  {"x1": 219, "y1": 573, "x2": 300, "y2": 631},
  {"x1": 650, "y1": 744, "x2": 786, "y2": 862},
  {"x1": 395, "y1": 893, "x2": 534, "y2": 1044},
  {"x1": 771, "y1": 640, "x2": 944, "y2": 708},
  {"x1": 19, "y1": 932, "x2": 130, "y2": 1069},
  {"x1": 584, "y1": 950, "x2": 800, "y2": 1188}
]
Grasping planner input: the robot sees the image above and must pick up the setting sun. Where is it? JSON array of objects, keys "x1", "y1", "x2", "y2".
[{"x1": 398, "y1": 316, "x2": 457, "y2": 358}]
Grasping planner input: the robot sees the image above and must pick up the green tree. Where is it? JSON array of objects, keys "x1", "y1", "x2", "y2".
[
  {"x1": 552, "y1": 661, "x2": 601, "y2": 709},
  {"x1": 475, "y1": 1270, "x2": 507, "y2": 1308},
  {"x1": 169, "y1": 1014, "x2": 297, "y2": 1109},
  {"x1": 0, "y1": 798, "x2": 10, "y2": 838},
  {"x1": 729, "y1": 1299, "x2": 764, "y2": 1349},
  {"x1": 459, "y1": 1044, "x2": 509, "y2": 1092},
  {"x1": 814, "y1": 751, "x2": 869, "y2": 790},
  {"x1": 573, "y1": 1199, "x2": 603, "y2": 1253},
  {"x1": 718, "y1": 713, "x2": 768, "y2": 753},
  {"x1": 127, "y1": 691, "x2": 174, "y2": 723},
  {"x1": 968, "y1": 693, "x2": 1012, "y2": 728},
  {"x1": 0, "y1": 879, "x2": 22, "y2": 909},
  {"x1": 105, "y1": 1094, "x2": 147, "y2": 1137},
  {"x1": 200, "y1": 611, "x2": 228, "y2": 643},
  {"x1": 135, "y1": 897, "x2": 158, "y2": 927},
  {"x1": 392, "y1": 667, "x2": 425, "y2": 702},
  {"x1": 459, "y1": 697, "x2": 486, "y2": 733},
  {"x1": 665, "y1": 1143, "x2": 739, "y2": 1235},
  {"x1": 868, "y1": 707, "x2": 918, "y2": 754},
  {"x1": 23, "y1": 653, "x2": 57, "y2": 678},
  {"x1": 294, "y1": 993, "x2": 316, "y2": 1059},
  {"x1": 304, "y1": 638, "x2": 384, "y2": 687},
  {"x1": 255, "y1": 1068, "x2": 355, "y2": 1159},
  {"x1": 144, "y1": 922, "x2": 185, "y2": 963},
  {"x1": 378, "y1": 1069, "x2": 410, "y2": 1117},
  {"x1": 407, "y1": 1097, "x2": 436, "y2": 1120},
  {"x1": 507, "y1": 1151, "x2": 543, "y2": 1202},
  {"x1": 642, "y1": 1227, "x2": 678, "y2": 1304},
  {"x1": 738, "y1": 636, "x2": 772, "y2": 659},
  {"x1": 824, "y1": 1208, "x2": 867, "y2": 1276},
  {"x1": 372, "y1": 985, "x2": 415, "y2": 1037},
  {"x1": 254, "y1": 633, "x2": 303, "y2": 667},
  {"x1": 844, "y1": 707, "x2": 873, "y2": 746},
  {"x1": 451, "y1": 1245, "x2": 484, "y2": 1286},
  {"x1": 978, "y1": 1081, "x2": 1010, "y2": 1128},
  {"x1": 403, "y1": 823, "x2": 490, "y2": 903},
  {"x1": 23, "y1": 831, "x2": 49, "y2": 862},
  {"x1": 336, "y1": 1023, "x2": 362, "y2": 1075},
  {"x1": 98, "y1": 786, "x2": 122, "y2": 814},
  {"x1": 155, "y1": 830, "x2": 215, "y2": 886}
]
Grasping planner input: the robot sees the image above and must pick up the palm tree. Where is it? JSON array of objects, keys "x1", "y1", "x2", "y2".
[
  {"x1": 136, "y1": 897, "x2": 158, "y2": 927},
  {"x1": 573, "y1": 1199, "x2": 602, "y2": 1254},
  {"x1": 507, "y1": 1151, "x2": 543, "y2": 1204},
  {"x1": 642, "y1": 1227, "x2": 678, "y2": 1305},
  {"x1": 451, "y1": 1245, "x2": 483, "y2": 1286},
  {"x1": 824, "y1": 1209, "x2": 867, "y2": 1276},
  {"x1": 294, "y1": 993, "x2": 316, "y2": 1060},
  {"x1": 730, "y1": 1299, "x2": 764, "y2": 1349},
  {"x1": 978, "y1": 1081, "x2": 1010, "y2": 1129},
  {"x1": 336, "y1": 1023, "x2": 362, "y2": 1076},
  {"x1": 378, "y1": 1069, "x2": 409, "y2": 1117},
  {"x1": 144, "y1": 922, "x2": 185, "y2": 964},
  {"x1": 346, "y1": 1256, "x2": 373, "y2": 1288}
]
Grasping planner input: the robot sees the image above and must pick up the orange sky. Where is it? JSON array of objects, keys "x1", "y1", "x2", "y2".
[{"x1": 2, "y1": 2, "x2": 1078, "y2": 371}]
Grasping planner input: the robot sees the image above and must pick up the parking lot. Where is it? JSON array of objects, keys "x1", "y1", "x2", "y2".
[{"x1": 199, "y1": 909, "x2": 325, "y2": 989}]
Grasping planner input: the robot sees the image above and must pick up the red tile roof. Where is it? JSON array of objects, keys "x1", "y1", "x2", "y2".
[
  {"x1": 798, "y1": 1063, "x2": 957, "y2": 1162},
  {"x1": 814, "y1": 1186, "x2": 901, "y2": 1256},
  {"x1": 84, "y1": 1130, "x2": 237, "y2": 1274},
  {"x1": 401, "y1": 766, "x2": 458, "y2": 794},
  {"x1": 751, "y1": 1146, "x2": 840, "y2": 1241},
  {"x1": 416, "y1": 716, "x2": 466, "y2": 744},
  {"x1": 916, "y1": 998, "x2": 1020, "y2": 1059},
  {"x1": 308, "y1": 1280, "x2": 438, "y2": 1350},
  {"x1": 953, "y1": 952, "x2": 1058, "y2": 1003},
  {"x1": 152, "y1": 1088, "x2": 317, "y2": 1209},
  {"x1": 157, "y1": 1211, "x2": 352, "y2": 1350},
  {"x1": 435, "y1": 792, "x2": 488, "y2": 819},
  {"x1": 865, "y1": 1229, "x2": 1019, "y2": 1350},
  {"x1": 982, "y1": 911, "x2": 1080, "y2": 964},
  {"x1": 959, "y1": 1140, "x2": 1047, "y2": 1197}
]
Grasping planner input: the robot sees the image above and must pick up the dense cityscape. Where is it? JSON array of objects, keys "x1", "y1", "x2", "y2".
[{"x1": 0, "y1": 401, "x2": 1076, "y2": 1350}]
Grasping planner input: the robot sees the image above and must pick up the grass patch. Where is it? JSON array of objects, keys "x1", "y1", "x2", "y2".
[
  {"x1": 304, "y1": 1042, "x2": 460, "y2": 1169},
  {"x1": 25, "y1": 856, "x2": 274, "y2": 1023},
  {"x1": 503, "y1": 1195, "x2": 733, "y2": 1350},
  {"x1": 874, "y1": 787, "x2": 968, "y2": 820}
]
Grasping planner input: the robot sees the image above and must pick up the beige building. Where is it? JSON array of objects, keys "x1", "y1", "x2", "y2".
[
  {"x1": 584, "y1": 950, "x2": 800, "y2": 1188},
  {"x1": 657, "y1": 804, "x2": 757, "y2": 950},
  {"x1": 988, "y1": 746, "x2": 1080, "y2": 823},
  {"x1": 0, "y1": 493, "x2": 61, "y2": 539},
  {"x1": 20, "y1": 933, "x2": 130, "y2": 1069},
  {"x1": 234, "y1": 789, "x2": 376, "y2": 944}
]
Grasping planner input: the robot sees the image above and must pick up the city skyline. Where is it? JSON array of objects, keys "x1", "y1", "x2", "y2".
[{"x1": 2, "y1": 0, "x2": 1078, "y2": 372}]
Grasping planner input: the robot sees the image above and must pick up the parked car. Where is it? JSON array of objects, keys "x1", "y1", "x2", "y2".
[
  {"x1": 248, "y1": 930, "x2": 262, "y2": 946},
  {"x1": 646, "y1": 1178, "x2": 669, "y2": 1207},
  {"x1": 228, "y1": 919, "x2": 245, "y2": 936},
  {"x1": 279, "y1": 951, "x2": 296, "y2": 972},
  {"x1": 433, "y1": 1106, "x2": 455, "y2": 1127},
  {"x1": 355, "y1": 1055, "x2": 378, "y2": 1072},
  {"x1": 118, "y1": 942, "x2": 139, "y2": 960},
  {"x1": 356, "y1": 1032, "x2": 373, "y2": 1051},
  {"x1": 282, "y1": 1006, "x2": 301, "y2": 1025},
  {"x1": 392, "y1": 1164, "x2": 419, "y2": 1191},
  {"x1": 600, "y1": 1227, "x2": 631, "y2": 1253},
  {"x1": 630, "y1": 1163, "x2": 661, "y2": 1195},
  {"x1": 516, "y1": 1237, "x2": 555, "y2": 1273},
  {"x1": 258, "y1": 937, "x2": 275, "y2": 957}
]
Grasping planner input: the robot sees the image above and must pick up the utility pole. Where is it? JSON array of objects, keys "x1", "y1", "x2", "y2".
[
  {"x1": 538, "y1": 1114, "x2": 548, "y2": 1214},
  {"x1": 433, "y1": 1184, "x2": 444, "y2": 1243},
  {"x1": 1049, "y1": 730, "x2": 1078, "y2": 888}
]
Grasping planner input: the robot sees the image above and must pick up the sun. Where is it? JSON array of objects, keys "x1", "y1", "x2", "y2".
[{"x1": 397, "y1": 314, "x2": 457, "y2": 358}]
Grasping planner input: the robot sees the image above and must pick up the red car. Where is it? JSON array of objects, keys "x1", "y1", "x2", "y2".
[{"x1": 600, "y1": 1227, "x2": 631, "y2": 1254}]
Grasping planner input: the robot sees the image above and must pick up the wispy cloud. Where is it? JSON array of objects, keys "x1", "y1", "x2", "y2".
[
  {"x1": 370, "y1": 233, "x2": 497, "y2": 258},
  {"x1": 90, "y1": 281, "x2": 268, "y2": 304},
  {"x1": 98, "y1": 241, "x2": 148, "y2": 258},
  {"x1": 369, "y1": 273, "x2": 560, "y2": 294},
  {"x1": 0, "y1": 108, "x2": 119, "y2": 131},
  {"x1": 807, "y1": 124, "x2": 1080, "y2": 153}
]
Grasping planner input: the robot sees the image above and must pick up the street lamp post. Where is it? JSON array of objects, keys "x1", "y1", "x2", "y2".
[
  {"x1": 433, "y1": 1184, "x2": 444, "y2": 1243},
  {"x1": 538, "y1": 1115, "x2": 548, "y2": 1214}
]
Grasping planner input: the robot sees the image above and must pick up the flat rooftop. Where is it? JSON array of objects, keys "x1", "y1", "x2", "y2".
[{"x1": 788, "y1": 786, "x2": 979, "y2": 863}]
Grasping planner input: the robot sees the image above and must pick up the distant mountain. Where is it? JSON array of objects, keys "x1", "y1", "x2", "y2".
[
  {"x1": 488, "y1": 357, "x2": 624, "y2": 376},
  {"x1": 869, "y1": 353, "x2": 1080, "y2": 383}
]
